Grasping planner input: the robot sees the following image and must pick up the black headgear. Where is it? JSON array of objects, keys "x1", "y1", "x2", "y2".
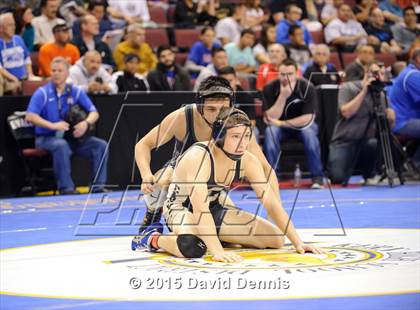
[
  {"x1": 211, "y1": 108, "x2": 252, "y2": 161},
  {"x1": 196, "y1": 76, "x2": 235, "y2": 126}
]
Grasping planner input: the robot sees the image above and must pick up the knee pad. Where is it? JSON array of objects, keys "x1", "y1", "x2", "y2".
[{"x1": 176, "y1": 234, "x2": 207, "y2": 258}]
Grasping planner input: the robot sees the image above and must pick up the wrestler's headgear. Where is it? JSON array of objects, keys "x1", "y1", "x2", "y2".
[
  {"x1": 212, "y1": 108, "x2": 252, "y2": 161},
  {"x1": 196, "y1": 76, "x2": 235, "y2": 126}
]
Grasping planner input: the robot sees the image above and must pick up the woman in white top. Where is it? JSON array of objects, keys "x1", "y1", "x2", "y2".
[{"x1": 244, "y1": 0, "x2": 267, "y2": 31}]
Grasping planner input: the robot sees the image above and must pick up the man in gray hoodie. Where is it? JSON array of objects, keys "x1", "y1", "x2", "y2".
[{"x1": 68, "y1": 50, "x2": 117, "y2": 94}]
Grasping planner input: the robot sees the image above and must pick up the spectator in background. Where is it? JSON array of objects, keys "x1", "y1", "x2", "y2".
[
  {"x1": 224, "y1": 29, "x2": 256, "y2": 74},
  {"x1": 185, "y1": 26, "x2": 221, "y2": 76},
  {"x1": 344, "y1": 44, "x2": 375, "y2": 81},
  {"x1": 366, "y1": 8, "x2": 403, "y2": 55},
  {"x1": 193, "y1": 46, "x2": 228, "y2": 91},
  {"x1": 391, "y1": 61, "x2": 407, "y2": 78},
  {"x1": 392, "y1": 7, "x2": 420, "y2": 55},
  {"x1": 14, "y1": 6, "x2": 35, "y2": 52},
  {"x1": 256, "y1": 43, "x2": 286, "y2": 91},
  {"x1": 269, "y1": 0, "x2": 321, "y2": 31},
  {"x1": 0, "y1": 13, "x2": 36, "y2": 95},
  {"x1": 26, "y1": 56, "x2": 108, "y2": 195},
  {"x1": 304, "y1": 44, "x2": 340, "y2": 86},
  {"x1": 379, "y1": 0, "x2": 404, "y2": 23},
  {"x1": 68, "y1": 50, "x2": 117, "y2": 94},
  {"x1": 38, "y1": 23, "x2": 80, "y2": 77},
  {"x1": 268, "y1": 0, "x2": 310, "y2": 23},
  {"x1": 408, "y1": 37, "x2": 420, "y2": 59},
  {"x1": 59, "y1": 0, "x2": 88, "y2": 27},
  {"x1": 328, "y1": 63, "x2": 395, "y2": 185},
  {"x1": 353, "y1": 0, "x2": 377, "y2": 26},
  {"x1": 321, "y1": 0, "x2": 343, "y2": 25},
  {"x1": 284, "y1": 25, "x2": 312, "y2": 69},
  {"x1": 253, "y1": 23, "x2": 277, "y2": 65},
  {"x1": 218, "y1": 65, "x2": 258, "y2": 136},
  {"x1": 174, "y1": 0, "x2": 218, "y2": 28},
  {"x1": 147, "y1": 46, "x2": 191, "y2": 91},
  {"x1": 389, "y1": 49, "x2": 420, "y2": 140},
  {"x1": 72, "y1": 14, "x2": 114, "y2": 71},
  {"x1": 32, "y1": 0, "x2": 65, "y2": 47},
  {"x1": 263, "y1": 58, "x2": 324, "y2": 189},
  {"x1": 113, "y1": 23, "x2": 157, "y2": 75},
  {"x1": 112, "y1": 54, "x2": 149, "y2": 92},
  {"x1": 243, "y1": 0, "x2": 267, "y2": 31},
  {"x1": 276, "y1": 5, "x2": 313, "y2": 46},
  {"x1": 72, "y1": 0, "x2": 113, "y2": 39},
  {"x1": 107, "y1": 0, "x2": 150, "y2": 26},
  {"x1": 324, "y1": 4, "x2": 367, "y2": 52},
  {"x1": 215, "y1": 4, "x2": 245, "y2": 45}
]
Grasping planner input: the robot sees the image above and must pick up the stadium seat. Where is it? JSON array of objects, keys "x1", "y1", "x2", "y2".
[
  {"x1": 22, "y1": 80, "x2": 49, "y2": 96},
  {"x1": 237, "y1": 75, "x2": 250, "y2": 91},
  {"x1": 330, "y1": 52, "x2": 342, "y2": 71},
  {"x1": 174, "y1": 29, "x2": 201, "y2": 50},
  {"x1": 310, "y1": 31, "x2": 324, "y2": 44},
  {"x1": 376, "y1": 53, "x2": 397, "y2": 67},
  {"x1": 149, "y1": 6, "x2": 167, "y2": 24},
  {"x1": 30, "y1": 52, "x2": 39, "y2": 76},
  {"x1": 342, "y1": 53, "x2": 358, "y2": 68},
  {"x1": 175, "y1": 53, "x2": 188, "y2": 65},
  {"x1": 343, "y1": 0, "x2": 356, "y2": 6},
  {"x1": 167, "y1": 5, "x2": 176, "y2": 24},
  {"x1": 145, "y1": 28, "x2": 170, "y2": 49},
  {"x1": 7, "y1": 111, "x2": 55, "y2": 195}
]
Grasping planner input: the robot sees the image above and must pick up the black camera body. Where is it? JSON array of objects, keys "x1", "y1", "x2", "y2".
[
  {"x1": 368, "y1": 72, "x2": 386, "y2": 93},
  {"x1": 64, "y1": 104, "x2": 92, "y2": 144}
]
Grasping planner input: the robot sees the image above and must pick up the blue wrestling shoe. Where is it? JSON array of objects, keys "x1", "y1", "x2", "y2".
[{"x1": 131, "y1": 222, "x2": 163, "y2": 252}]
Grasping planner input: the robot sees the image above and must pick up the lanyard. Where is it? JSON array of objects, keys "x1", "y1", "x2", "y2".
[{"x1": 55, "y1": 84, "x2": 73, "y2": 119}]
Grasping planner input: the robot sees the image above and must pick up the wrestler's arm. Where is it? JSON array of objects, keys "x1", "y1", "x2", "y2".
[
  {"x1": 247, "y1": 136, "x2": 281, "y2": 203},
  {"x1": 244, "y1": 153, "x2": 323, "y2": 254},
  {"x1": 135, "y1": 108, "x2": 184, "y2": 192}
]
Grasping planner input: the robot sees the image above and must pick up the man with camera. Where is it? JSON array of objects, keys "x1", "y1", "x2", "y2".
[
  {"x1": 328, "y1": 62, "x2": 396, "y2": 185},
  {"x1": 25, "y1": 56, "x2": 108, "y2": 195}
]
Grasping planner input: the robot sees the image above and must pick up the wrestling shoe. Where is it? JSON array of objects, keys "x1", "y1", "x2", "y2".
[
  {"x1": 139, "y1": 190, "x2": 165, "y2": 234},
  {"x1": 131, "y1": 222, "x2": 163, "y2": 252},
  {"x1": 138, "y1": 207, "x2": 163, "y2": 235}
]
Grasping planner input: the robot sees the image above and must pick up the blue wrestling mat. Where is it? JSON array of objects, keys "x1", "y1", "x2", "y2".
[{"x1": 1, "y1": 183, "x2": 419, "y2": 310}]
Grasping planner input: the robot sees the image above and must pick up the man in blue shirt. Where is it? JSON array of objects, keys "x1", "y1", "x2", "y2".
[
  {"x1": 379, "y1": 0, "x2": 404, "y2": 23},
  {"x1": 276, "y1": 4, "x2": 313, "y2": 46},
  {"x1": 0, "y1": 12, "x2": 36, "y2": 95},
  {"x1": 186, "y1": 26, "x2": 221, "y2": 77},
  {"x1": 26, "y1": 56, "x2": 108, "y2": 195},
  {"x1": 389, "y1": 49, "x2": 420, "y2": 139}
]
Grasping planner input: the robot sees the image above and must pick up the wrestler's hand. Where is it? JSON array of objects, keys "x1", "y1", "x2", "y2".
[
  {"x1": 141, "y1": 174, "x2": 156, "y2": 194},
  {"x1": 295, "y1": 243, "x2": 324, "y2": 255},
  {"x1": 212, "y1": 252, "x2": 243, "y2": 263}
]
